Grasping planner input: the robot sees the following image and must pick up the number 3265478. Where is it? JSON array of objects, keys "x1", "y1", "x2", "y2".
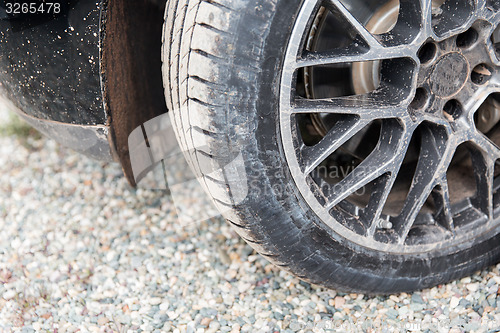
[{"x1": 5, "y1": 2, "x2": 61, "y2": 14}]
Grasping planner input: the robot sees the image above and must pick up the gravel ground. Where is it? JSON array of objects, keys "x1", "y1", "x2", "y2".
[{"x1": 0, "y1": 107, "x2": 500, "y2": 333}]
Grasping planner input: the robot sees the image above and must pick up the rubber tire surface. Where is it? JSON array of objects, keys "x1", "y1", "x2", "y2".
[{"x1": 161, "y1": 0, "x2": 500, "y2": 293}]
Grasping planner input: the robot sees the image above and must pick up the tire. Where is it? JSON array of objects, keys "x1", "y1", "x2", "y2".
[{"x1": 162, "y1": 0, "x2": 500, "y2": 293}]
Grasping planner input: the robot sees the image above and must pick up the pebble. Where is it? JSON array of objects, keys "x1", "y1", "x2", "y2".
[
  {"x1": 159, "y1": 301, "x2": 170, "y2": 311},
  {"x1": 149, "y1": 297, "x2": 162, "y2": 306},
  {"x1": 97, "y1": 317, "x2": 109, "y2": 326},
  {"x1": 334, "y1": 296, "x2": 345, "y2": 309},
  {"x1": 411, "y1": 293, "x2": 424, "y2": 304},
  {"x1": 3, "y1": 289, "x2": 16, "y2": 300},
  {"x1": 466, "y1": 283, "x2": 479, "y2": 292},
  {"x1": 450, "y1": 297, "x2": 460, "y2": 309}
]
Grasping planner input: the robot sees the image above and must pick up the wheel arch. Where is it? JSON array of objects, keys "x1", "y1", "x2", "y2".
[{"x1": 102, "y1": 0, "x2": 169, "y2": 185}]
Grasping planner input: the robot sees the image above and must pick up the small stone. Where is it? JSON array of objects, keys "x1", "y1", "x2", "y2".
[
  {"x1": 410, "y1": 303, "x2": 425, "y2": 312},
  {"x1": 226, "y1": 269, "x2": 237, "y2": 280},
  {"x1": 159, "y1": 301, "x2": 169, "y2": 311},
  {"x1": 231, "y1": 323, "x2": 241, "y2": 333},
  {"x1": 238, "y1": 282, "x2": 251, "y2": 294},
  {"x1": 461, "y1": 277, "x2": 472, "y2": 284},
  {"x1": 491, "y1": 275, "x2": 500, "y2": 285},
  {"x1": 200, "y1": 317, "x2": 212, "y2": 327},
  {"x1": 386, "y1": 309, "x2": 398, "y2": 319},
  {"x1": 389, "y1": 295, "x2": 400, "y2": 303},
  {"x1": 149, "y1": 297, "x2": 162, "y2": 306},
  {"x1": 411, "y1": 293, "x2": 424, "y2": 304},
  {"x1": 218, "y1": 248, "x2": 231, "y2": 265},
  {"x1": 484, "y1": 306, "x2": 494, "y2": 313},
  {"x1": 274, "y1": 312, "x2": 284, "y2": 321},
  {"x1": 207, "y1": 321, "x2": 221, "y2": 333},
  {"x1": 3, "y1": 289, "x2": 16, "y2": 300},
  {"x1": 398, "y1": 306, "x2": 409, "y2": 316},
  {"x1": 459, "y1": 299, "x2": 471, "y2": 308},
  {"x1": 97, "y1": 317, "x2": 109, "y2": 326},
  {"x1": 334, "y1": 296, "x2": 345, "y2": 309},
  {"x1": 466, "y1": 283, "x2": 479, "y2": 292},
  {"x1": 450, "y1": 296, "x2": 460, "y2": 309}
]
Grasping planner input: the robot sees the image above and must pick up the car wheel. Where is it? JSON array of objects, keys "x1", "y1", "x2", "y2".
[{"x1": 162, "y1": 0, "x2": 500, "y2": 293}]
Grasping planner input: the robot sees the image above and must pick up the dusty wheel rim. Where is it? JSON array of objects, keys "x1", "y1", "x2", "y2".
[{"x1": 280, "y1": 0, "x2": 500, "y2": 253}]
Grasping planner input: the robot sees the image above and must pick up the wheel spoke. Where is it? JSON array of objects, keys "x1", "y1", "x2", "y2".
[
  {"x1": 297, "y1": 45, "x2": 413, "y2": 68},
  {"x1": 301, "y1": 117, "x2": 368, "y2": 174},
  {"x1": 461, "y1": 79, "x2": 500, "y2": 116},
  {"x1": 469, "y1": 147, "x2": 495, "y2": 218},
  {"x1": 477, "y1": 0, "x2": 492, "y2": 20},
  {"x1": 323, "y1": 0, "x2": 381, "y2": 48},
  {"x1": 489, "y1": 72, "x2": 500, "y2": 90},
  {"x1": 323, "y1": 120, "x2": 406, "y2": 210},
  {"x1": 469, "y1": 133, "x2": 500, "y2": 219},
  {"x1": 393, "y1": 125, "x2": 452, "y2": 242},
  {"x1": 431, "y1": 179, "x2": 454, "y2": 231},
  {"x1": 292, "y1": 95, "x2": 407, "y2": 119},
  {"x1": 419, "y1": 0, "x2": 434, "y2": 37},
  {"x1": 471, "y1": 131, "x2": 500, "y2": 160},
  {"x1": 363, "y1": 127, "x2": 414, "y2": 237},
  {"x1": 490, "y1": 7, "x2": 500, "y2": 26},
  {"x1": 363, "y1": 173, "x2": 394, "y2": 237}
]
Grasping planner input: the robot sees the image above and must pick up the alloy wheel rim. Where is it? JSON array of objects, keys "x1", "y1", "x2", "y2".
[{"x1": 280, "y1": 0, "x2": 500, "y2": 253}]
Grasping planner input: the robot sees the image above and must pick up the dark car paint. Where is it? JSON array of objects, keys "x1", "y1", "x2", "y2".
[
  {"x1": 0, "y1": 1, "x2": 106, "y2": 125},
  {"x1": 0, "y1": 0, "x2": 168, "y2": 174}
]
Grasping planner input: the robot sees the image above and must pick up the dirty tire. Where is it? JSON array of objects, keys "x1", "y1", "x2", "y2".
[{"x1": 162, "y1": 0, "x2": 500, "y2": 293}]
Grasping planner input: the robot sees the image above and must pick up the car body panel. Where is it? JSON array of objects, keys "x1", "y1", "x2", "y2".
[
  {"x1": 0, "y1": 1, "x2": 106, "y2": 125},
  {"x1": 0, "y1": 0, "x2": 169, "y2": 177}
]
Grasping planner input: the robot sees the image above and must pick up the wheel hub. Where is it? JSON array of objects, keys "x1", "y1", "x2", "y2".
[
  {"x1": 429, "y1": 53, "x2": 469, "y2": 98},
  {"x1": 411, "y1": 21, "x2": 500, "y2": 123}
]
